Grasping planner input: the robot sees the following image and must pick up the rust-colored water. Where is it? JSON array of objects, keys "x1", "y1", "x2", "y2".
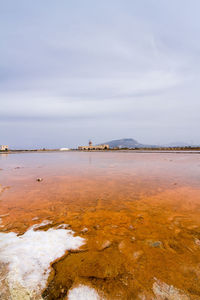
[{"x1": 1, "y1": 152, "x2": 200, "y2": 299}]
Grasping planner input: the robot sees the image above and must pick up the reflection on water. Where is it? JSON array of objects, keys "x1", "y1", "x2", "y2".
[{"x1": 1, "y1": 152, "x2": 200, "y2": 299}]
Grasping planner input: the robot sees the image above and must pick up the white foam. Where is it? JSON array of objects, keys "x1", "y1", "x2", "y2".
[
  {"x1": 0, "y1": 224, "x2": 85, "y2": 298},
  {"x1": 67, "y1": 285, "x2": 101, "y2": 300}
]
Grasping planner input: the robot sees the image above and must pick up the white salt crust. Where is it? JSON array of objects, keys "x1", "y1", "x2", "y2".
[
  {"x1": 67, "y1": 285, "x2": 101, "y2": 300},
  {"x1": 0, "y1": 223, "x2": 85, "y2": 298},
  {"x1": 31, "y1": 219, "x2": 52, "y2": 229},
  {"x1": 153, "y1": 278, "x2": 189, "y2": 300},
  {"x1": 56, "y1": 224, "x2": 69, "y2": 229}
]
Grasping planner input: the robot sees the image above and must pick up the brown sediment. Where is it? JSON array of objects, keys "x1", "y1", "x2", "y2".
[
  {"x1": 0, "y1": 263, "x2": 10, "y2": 299},
  {"x1": 1, "y1": 153, "x2": 200, "y2": 299},
  {"x1": 0, "y1": 184, "x2": 10, "y2": 197}
]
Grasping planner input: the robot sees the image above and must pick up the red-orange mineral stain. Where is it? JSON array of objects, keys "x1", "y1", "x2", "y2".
[{"x1": 0, "y1": 152, "x2": 200, "y2": 299}]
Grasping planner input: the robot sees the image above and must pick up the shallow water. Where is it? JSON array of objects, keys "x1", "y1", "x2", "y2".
[{"x1": 1, "y1": 152, "x2": 200, "y2": 299}]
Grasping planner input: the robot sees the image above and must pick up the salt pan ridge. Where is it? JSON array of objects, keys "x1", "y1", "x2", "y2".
[{"x1": 0, "y1": 223, "x2": 85, "y2": 299}]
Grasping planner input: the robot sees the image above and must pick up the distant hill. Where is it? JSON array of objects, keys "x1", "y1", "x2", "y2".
[
  {"x1": 99, "y1": 138, "x2": 199, "y2": 149},
  {"x1": 100, "y1": 138, "x2": 148, "y2": 148}
]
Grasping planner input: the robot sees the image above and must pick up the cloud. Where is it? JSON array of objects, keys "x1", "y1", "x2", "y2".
[{"x1": 0, "y1": 0, "x2": 200, "y2": 147}]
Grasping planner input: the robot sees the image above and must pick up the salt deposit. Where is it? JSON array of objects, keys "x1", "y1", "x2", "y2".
[
  {"x1": 0, "y1": 223, "x2": 85, "y2": 298},
  {"x1": 56, "y1": 224, "x2": 70, "y2": 229},
  {"x1": 153, "y1": 278, "x2": 189, "y2": 299},
  {"x1": 31, "y1": 220, "x2": 52, "y2": 229},
  {"x1": 67, "y1": 285, "x2": 102, "y2": 300}
]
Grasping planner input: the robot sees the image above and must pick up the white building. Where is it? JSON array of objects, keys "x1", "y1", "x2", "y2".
[
  {"x1": 78, "y1": 141, "x2": 109, "y2": 150},
  {"x1": 60, "y1": 148, "x2": 70, "y2": 151},
  {"x1": 0, "y1": 145, "x2": 9, "y2": 151}
]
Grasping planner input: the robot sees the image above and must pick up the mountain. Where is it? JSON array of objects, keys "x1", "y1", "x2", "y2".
[
  {"x1": 99, "y1": 138, "x2": 200, "y2": 149},
  {"x1": 100, "y1": 138, "x2": 146, "y2": 148}
]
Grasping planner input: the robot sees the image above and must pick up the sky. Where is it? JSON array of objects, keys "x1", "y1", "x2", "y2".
[{"x1": 0, "y1": 0, "x2": 200, "y2": 149}]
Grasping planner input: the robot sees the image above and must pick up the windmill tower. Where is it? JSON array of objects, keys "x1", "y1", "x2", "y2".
[{"x1": 89, "y1": 140, "x2": 92, "y2": 146}]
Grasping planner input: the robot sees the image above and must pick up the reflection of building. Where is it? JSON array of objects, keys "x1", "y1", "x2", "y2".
[
  {"x1": 0, "y1": 145, "x2": 9, "y2": 151},
  {"x1": 78, "y1": 141, "x2": 109, "y2": 150}
]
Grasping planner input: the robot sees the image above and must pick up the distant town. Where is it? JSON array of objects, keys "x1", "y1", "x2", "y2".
[{"x1": 1, "y1": 139, "x2": 200, "y2": 152}]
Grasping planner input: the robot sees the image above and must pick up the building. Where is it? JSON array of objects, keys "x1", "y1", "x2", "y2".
[
  {"x1": 78, "y1": 141, "x2": 109, "y2": 150},
  {"x1": 0, "y1": 145, "x2": 9, "y2": 151},
  {"x1": 60, "y1": 148, "x2": 70, "y2": 151}
]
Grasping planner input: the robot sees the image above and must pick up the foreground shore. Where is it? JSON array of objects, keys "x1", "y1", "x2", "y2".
[{"x1": 0, "y1": 152, "x2": 200, "y2": 299}]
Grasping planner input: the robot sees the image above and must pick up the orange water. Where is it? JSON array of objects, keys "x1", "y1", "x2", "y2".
[{"x1": 1, "y1": 152, "x2": 200, "y2": 299}]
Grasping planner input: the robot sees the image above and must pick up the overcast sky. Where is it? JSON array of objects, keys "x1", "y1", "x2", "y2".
[{"x1": 1, "y1": 0, "x2": 200, "y2": 148}]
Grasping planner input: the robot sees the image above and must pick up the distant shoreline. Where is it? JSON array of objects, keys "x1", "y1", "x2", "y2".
[{"x1": 1, "y1": 148, "x2": 200, "y2": 154}]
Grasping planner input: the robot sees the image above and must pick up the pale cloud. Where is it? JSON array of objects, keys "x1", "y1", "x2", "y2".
[{"x1": 0, "y1": 0, "x2": 200, "y2": 148}]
